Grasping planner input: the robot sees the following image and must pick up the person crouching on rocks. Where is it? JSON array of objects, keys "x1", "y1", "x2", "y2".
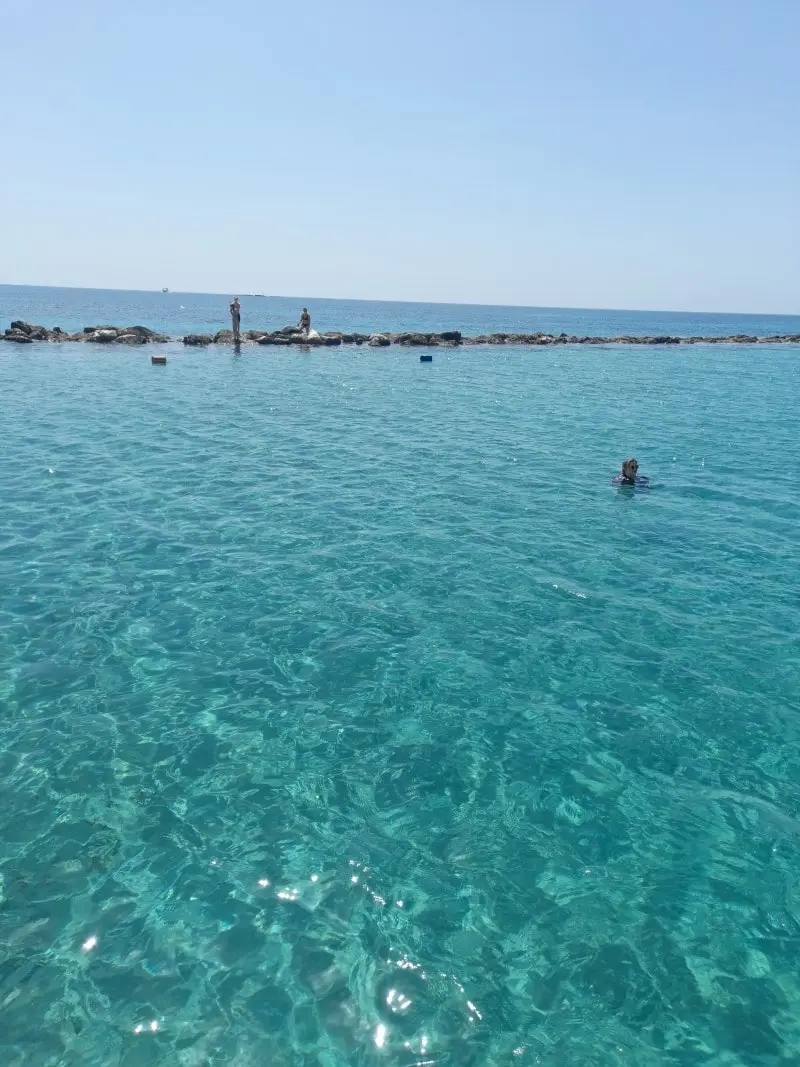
[
  {"x1": 298, "y1": 307, "x2": 311, "y2": 336},
  {"x1": 230, "y1": 296, "x2": 241, "y2": 339}
]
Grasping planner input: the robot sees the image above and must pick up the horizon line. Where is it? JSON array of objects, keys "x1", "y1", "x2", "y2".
[{"x1": 1, "y1": 281, "x2": 798, "y2": 321}]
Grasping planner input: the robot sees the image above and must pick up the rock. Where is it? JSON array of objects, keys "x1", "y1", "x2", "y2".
[
  {"x1": 183, "y1": 334, "x2": 214, "y2": 345},
  {"x1": 3, "y1": 331, "x2": 33, "y2": 343},
  {"x1": 83, "y1": 325, "x2": 120, "y2": 334},
  {"x1": 337, "y1": 333, "x2": 370, "y2": 344},
  {"x1": 121, "y1": 325, "x2": 160, "y2": 340},
  {"x1": 7, "y1": 321, "x2": 49, "y2": 339},
  {"x1": 256, "y1": 334, "x2": 283, "y2": 345},
  {"x1": 275, "y1": 325, "x2": 304, "y2": 337},
  {"x1": 394, "y1": 330, "x2": 462, "y2": 347},
  {"x1": 368, "y1": 333, "x2": 390, "y2": 347},
  {"x1": 214, "y1": 329, "x2": 237, "y2": 343},
  {"x1": 393, "y1": 331, "x2": 461, "y2": 346},
  {"x1": 245, "y1": 330, "x2": 266, "y2": 340},
  {"x1": 321, "y1": 334, "x2": 342, "y2": 346},
  {"x1": 87, "y1": 329, "x2": 119, "y2": 343},
  {"x1": 116, "y1": 332, "x2": 148, "y2": 345}
]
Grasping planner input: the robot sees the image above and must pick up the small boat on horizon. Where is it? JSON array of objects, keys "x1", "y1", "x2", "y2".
[{"x1": 162, "y1": 287, "x2": 169, "y2": 293}]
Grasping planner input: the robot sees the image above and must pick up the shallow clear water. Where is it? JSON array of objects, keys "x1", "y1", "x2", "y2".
[{"x1": 1, "y1": 333, "x2": 800, "y2": 1066}]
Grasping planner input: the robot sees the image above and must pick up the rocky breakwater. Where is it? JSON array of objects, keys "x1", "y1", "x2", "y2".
[
  {"x1": 183, "y1": 326, "x2": 465, "y2": 347},
  {"x1": 2, "y1": 320, "x2": 169, "y2": 344},
  {"x1": 198, "y1": 327, "x2": 800, "y2": 347},
  {"x1": 6, "y1": 319, "x2": 800, "y2": 348},
  {"x1": 460, "y1": 332, "x2": 800, "y2": 346}
]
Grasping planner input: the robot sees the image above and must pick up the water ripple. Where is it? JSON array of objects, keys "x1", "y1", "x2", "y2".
[{"x1": 0, "y1": 341, "x2": 799, "y2": 1065}]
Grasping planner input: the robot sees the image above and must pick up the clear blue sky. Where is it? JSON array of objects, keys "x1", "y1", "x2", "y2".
[{"x1": 2, "y1": 0, "x2": 798, "y2": 312}]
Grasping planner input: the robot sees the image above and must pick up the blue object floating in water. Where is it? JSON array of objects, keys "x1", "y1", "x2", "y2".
[{"x1": 420, "y1": 354, "x2": 433, "y2": 362}]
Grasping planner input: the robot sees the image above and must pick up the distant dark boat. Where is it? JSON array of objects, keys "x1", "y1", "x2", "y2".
[{"x1": 162, "y1": 287, "x2": 169, "y2": 293}]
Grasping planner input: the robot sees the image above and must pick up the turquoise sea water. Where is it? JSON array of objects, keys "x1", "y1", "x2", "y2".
[
  {"x1": 2, "y1": 290, "x2": 800, "y2": 1066},
  {"x1": 3, "y1": 284, "x2": 800, "y2": 338}
]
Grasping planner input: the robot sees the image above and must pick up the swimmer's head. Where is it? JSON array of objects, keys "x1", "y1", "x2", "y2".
[{"x1": 621, "y1": 458, "x2": 639, "y2": 481}]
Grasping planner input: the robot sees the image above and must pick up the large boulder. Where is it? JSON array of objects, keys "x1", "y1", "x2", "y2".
[
  {"x1": 183, "y1": 334, "x2": 214, "y2": 346},
  {"x1": 394, "y1": 332, "x2": 430, "y2": 346},
  {"x1": 3, "y1": 330, "x2": 33, "y2": 343},
  {"x1": 121, "y1": 325, "x2": 164, "y2": 341},
  {"x1": 367, "y1": 333, "x2": 390, "y2": 347},
  {"x1": 258, "y1": 331, "x2": 325, "y2": 346},
  {"x1": 321, "y1": 334, "x2": 342, "y2": 346},
  {"x1": 116, "y1": 332, "x2": 148, "y2": 345},
  {"x1": 214, "y1": 329, "x2": 237, "y2": 344},
  {"x1": 87, "y1": 329, "x2": 119, "y2": 343},
  {"x1": 7, "y1": 321, "x2": 49, "y2": 340},
  {"x1": 83, "y1": 325, "x2": 120, "y2": 334}
]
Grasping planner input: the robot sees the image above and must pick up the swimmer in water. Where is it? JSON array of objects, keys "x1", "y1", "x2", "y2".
[
  {"x1": 620, "y1": 458, "x2": 639, "y2": 484},
  {"x1": 612, "y1": 457, "x2": 650, "y2": 488}
]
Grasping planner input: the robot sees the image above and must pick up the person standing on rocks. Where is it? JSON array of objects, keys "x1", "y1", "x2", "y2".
[
  {"x1": 298, "y1": 307, "x2": 311, "y2": 336},
  {"x1": 229, "y1": 296, "x2": 241, "y2": 339}
]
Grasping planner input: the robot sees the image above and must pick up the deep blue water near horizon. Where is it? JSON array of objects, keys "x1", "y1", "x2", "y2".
[
  {"x1": 3, "y1": 283, "x2": 800, "y2": 338},
  {"x1": 1, "y1": 292, "x2": 800, "y2": 1066}
]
